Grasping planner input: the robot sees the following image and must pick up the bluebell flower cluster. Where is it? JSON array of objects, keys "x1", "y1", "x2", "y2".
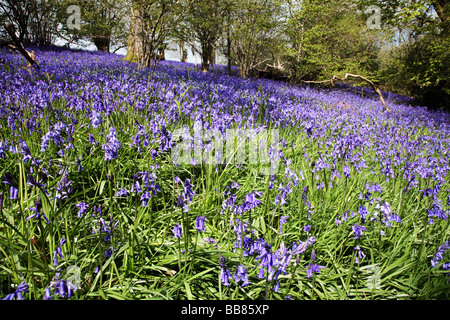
[
  {"x1": 2, "y1": 282, "x2": 29, "y2": 300},
  {"x1": 102, "y1": 126, "x2": 121, "y2": 161}
]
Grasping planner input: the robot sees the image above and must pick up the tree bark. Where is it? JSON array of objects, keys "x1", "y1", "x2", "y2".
[
  {"x1": 227, "y1": 28, "x2": 231, "y2": 76},
  {"x1": 180, "y1": 41, "x2": 188, "y2": 62},
  {"x1": 124, "y1": 5, "x2": 143, "y2": 63}
]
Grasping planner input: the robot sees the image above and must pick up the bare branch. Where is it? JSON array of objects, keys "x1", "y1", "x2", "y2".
[
  {"x1": 301, "y1": 73, "x2": 391, "y2": 112},
  {"x1": 3, "y1": 23, "x2": 39, "y2": 70}
]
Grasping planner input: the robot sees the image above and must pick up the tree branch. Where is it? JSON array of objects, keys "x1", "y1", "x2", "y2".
[
  {"x1": 3, "y1": 23, "x2": 39, "y2": 70},
  {"x1": 301, "y1": 73, "x2": 391, "y2": 112}
]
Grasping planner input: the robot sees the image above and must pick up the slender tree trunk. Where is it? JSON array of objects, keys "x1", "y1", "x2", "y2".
[
  {"x1": 227, "y1": 28, "x2": 231, "y2": 76},
  {"x1": 180, "y1": 41, "x2": 188, "y2": 62}
]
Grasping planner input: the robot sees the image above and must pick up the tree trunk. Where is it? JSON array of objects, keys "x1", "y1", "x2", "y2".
[
  {"x1": 180, "y1": 41, "x2": 188, "y2": 62},
  {"x1": 200, "y1": 42, "x2": 211, "y2": 73},
  {"x1": 227, "y1": 30, "x2": 231, "y2": 76},
  {"x1": 93, "y1": 35, "x2": 111, "y2": 52},
  {"x1": 125, "y1": 6, "x2": 143, "y2": 63}
]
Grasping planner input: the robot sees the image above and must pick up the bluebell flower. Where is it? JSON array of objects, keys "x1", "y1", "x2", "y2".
[
  {"x1": 173, "y1": 223, "x2": 182, "y2": 238},
  {"x1": 352, "y1": 224, "x2": 366, "y2": 239},
  {"x1": 354, "y1": 246, "x2": 365, "y2": 264},
  {"x1": 279, "y1": 215, "x2": 290, "y2": 234},
  {"x1": 115, "y1": 188, "x2": 127, "y2": 197},
  {"x1": 183, "y1": 179, "x2": 195, "y2": 203},
  {"x1": 358, "y1": 205, "x2": 369, "y2": 223},
  {"x1": 90, "y1": 111, "x2": 103, "y2": 128},
  {"x1": 48, "y1": 279, "x2": 77, "y2": 299},
  {"x1": 195, "y1": 215, "x2": 207, "y2": 232},
  {"x1": 88, "y1": 133, "x2": 97, "y2": 145},
  {"x1": 53, "y1": 238, "x2": 66, "y2": 266},
  {"x1": 0, "y1": 140, "x2": 8, "y2": 159},
  {"x1": 102, "y1": 127, "x2": 121, "y2": 161},
  {"x1": 301, "y1": 186, "x2": 308, "y2": 205},
  {"x1": 343, "y1": 165, "x2": 351, "y2": 178},
  {"x1": 427, "y1": 202, "x2": 448, "y2": 222},
  {"x1": 26, "y1": 198, "x2": 49, "y2": 223},
  {"x1": 9, "y1": 186, "x2": 18, "y2": 200},
  {"x1": 431, "y1": 241, "x2": 450, "y2": 268},
  {"x1": 202, "y1": 237, "x2": 217, "y2": 245},
  {"x1": 54, "y1": 175, "x2": 73, "y2": 202},
  {"x1": 234, "y1": 264, "x2": 250, "y2": 287},
  {"x1": 75, "y1": 202, "x2": 89, "y2": 217},
  {"x1": 140, "y1": 191, "x2": 151, "y2": 207},
  {"x1": 256, "y1": 241, "x2": 274, "y2": 277},
  {"x1": 219, "y1": 254, "x2": 232, "y2": 286},
  {"x1": 306, "y1": 263, "x2": 325, "y2": 278},
  {"x1": 2, "y1": 282, "x2": 28, "y2": 300}
]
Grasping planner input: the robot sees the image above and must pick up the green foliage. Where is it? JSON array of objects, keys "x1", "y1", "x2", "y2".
[
  {"x1": 361, "y1": 0, "x2": 450, "y2": 109},
  {"x1": 228, "y1": 0, "x2": 284, "y2": 78},
  {"x1": 382, "y1": 33, "x2": 450, "y2": 109},
  {"x1": 282, "y1": 0, "x2": 382, "y2": 81},
  {"x1": 55, "y1": 0, "x2": 129, "y2": 52}
]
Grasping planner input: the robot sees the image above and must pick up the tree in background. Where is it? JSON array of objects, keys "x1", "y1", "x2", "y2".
[
  {"x1": 184, "y1": 0, "x2": 226, "y2": 73},
  {"x1": 282, "y1": 0, "x2": 383, "y2": 82},
  {"x1": 53, "y1": 0, "x2": 128, "y2": 53},
  {"x1": 227, "y1": 0, "x2": 283, "y2": 79},
  {"x1": 362, "y1": 0, "x2": 450, "y2": 109},
  {"x1": 125, "y1": 0, "x2": 184, "y2": 68},
  {"x1": 0, "y1": 0, "x2": 59, "y2": 46}
]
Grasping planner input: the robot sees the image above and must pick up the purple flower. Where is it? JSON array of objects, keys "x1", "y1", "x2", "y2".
[
  {"x1": 427, "y1": 202, "x2": 448, "y2": 222},
  {"x1": 140, "y1": 191, "x2": 151, "y2": 207},
  {"x1": 173, "y1": 223, "x2": 182, "y2": 238},
  {"x1": 54, "y1": 175, "x2": 73, "y2": 202},
  {"x1": 88, "y1": 133, "x2": 97, "y2": 144},
  {"x1": 47, "y1": 279, "x2": 77, "y2": 299},
  {"x1": 53, "y1": 238, "x2": 67, "y2": 266},
  {"x1": 352, "y1": 224, "x2": 366, "y2": 239},
  {"x1": 115, "y1": 188, "x2": 127, "y2": 197},
  {"x1": 431, "y1": 241, "x2": 450, "y2": 268},
  {"x1": 9, "y1": 186, "x2": 18, "y2": 200},
  {"x1": 243, "y1": 191, "x2": 263, "y2": 212},
  {"x1": 219, "y1": 254, "x2": 233, "y2": 286},
  {"x1": 202, "y1": 237, "x2": 217, "y2": 244},
  {"x1": 303, "y1": 224, "x2": 311, "y2": 233},
  {"x1": 174, "y1": 176, "x2": 182, "y2": 184},
  {"x1": 183, "y1": 179, "x2": 195, "y2": 203},
  {"x1": 343, "y1": 165, "x2": 351, "y2": 178},
  {"x1": 306, "y1": 263, "x2": 325, "y2": 278},
  {"x1": 354, "y1": 246, "x2": 365, "y2": 264},
  {"x1": 279, "y1": 216, "x2": 290, "y2": 234},
  {"x1": 2, "y1": 282, "x2": 29, "y2": 300},
  {"x1": 358, "y1": 205, "x2": 370, "y2": 223},
  {"x1": 90, "y1": 112, "x2": 103, "y2": 128},
  {"x1": 102, "y1": 126, "x2": 121, "y2": 161},
  {"x1": 26, "y1": 198, "x2": 49, "y2": 223},
  {"x1": 75, "y1": 202, "x2": 89, "y2": 217},
  {"x1": 234, "y1": 264, "x2": 250, "y2": 287},
  {"x1": 195, "y1": 215, "x2": 207, "y2": 232}
]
